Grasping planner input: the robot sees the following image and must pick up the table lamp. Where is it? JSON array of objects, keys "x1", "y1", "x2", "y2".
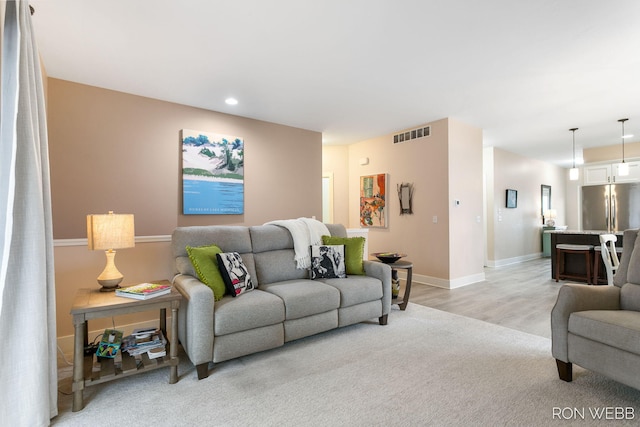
[
  {"x1": 544, "y1": 209, "x2": 557, "y2": 227},
  {"x1": 87, "y1": 211, "x2": 135, "y2": 291}
]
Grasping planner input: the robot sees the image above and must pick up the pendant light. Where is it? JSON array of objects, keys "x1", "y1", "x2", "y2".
[
  {"x1": 569, "y1": 128, "x2": 579, "y2": 181},
  {"x1": 618, "y1": 118, "x2": 629, "y2": 176}
]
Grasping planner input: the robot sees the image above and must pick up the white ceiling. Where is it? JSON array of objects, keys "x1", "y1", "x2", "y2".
[{"x1": 30, "y1": 0, "x2": 640, "y2": 167}]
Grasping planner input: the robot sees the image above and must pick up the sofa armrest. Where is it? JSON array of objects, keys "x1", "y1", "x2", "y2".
[
  {"x1": 172, "y1": 274, "x2": 215, "y2": 366},
  {"x1": 551, "y1": 283, "x2": 620, "y2": 361},
  {"x1": 363, "y1": 260, "x2": 392, "y2": 316}
]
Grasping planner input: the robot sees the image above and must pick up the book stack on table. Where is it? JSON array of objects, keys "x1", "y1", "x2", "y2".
[
  {"x1": 122, "y1": 328, "x2": 167, "y2": 360},
  {"x1": 115, "y1": 282, "x2": 171, "y2": 300}
]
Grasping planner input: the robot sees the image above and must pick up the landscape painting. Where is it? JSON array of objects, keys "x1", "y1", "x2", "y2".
[
  {"x1": 181, "y1": 129, "x2": 244, "y2": 215},
  {"x1": 360, "y1": 173, "x2": 387, "y2": 228}
]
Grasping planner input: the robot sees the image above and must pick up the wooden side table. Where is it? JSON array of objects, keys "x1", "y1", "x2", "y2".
[
  {"x1": 70, "y1": 281, "x2": 181, "y2": 411},
  {"x1": 389, "y1": 260, "x2": 413, "y2": 310},
  {"x1": 372, "y1": 260, "x2": 413, "y2": 311}
]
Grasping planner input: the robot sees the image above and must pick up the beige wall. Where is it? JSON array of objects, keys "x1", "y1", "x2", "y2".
[
  {"x1": 447, "y1": 118, "x2": 484, "y2": 283},
  {"x1": 323, "y1": 118, "x2": 484, "y2": 288},
  {"x1": 49, "y1": 79, "x2": 322, "y2": 342},
  {"x1": 54, "y1": 241, "x2": 175, "y2": 342},
  {"x1": 485, "y1": 147, "x2": 567, "y2": 265},
  {"x1": 48, "y1": 79, "x2": 321, "y2": 238}
]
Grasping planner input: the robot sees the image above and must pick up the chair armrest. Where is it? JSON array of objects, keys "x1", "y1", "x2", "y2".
[
  {"x1": 363, "y1": 260, "x2": 392, "y2": 316},
  {"x1": 551, "y1": 283, "x2": 620, "y2": 361},
  {"x1": 172, "y1": 274, "x2": 215, "y2": 366}
]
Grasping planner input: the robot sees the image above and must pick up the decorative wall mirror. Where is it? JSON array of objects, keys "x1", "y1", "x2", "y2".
[
  {"x1": 397, "y1": 182, "x2": 414, "y2": 215},
  {"x1": 541, "y1": 185, "x2": 551, "y2": 221}
]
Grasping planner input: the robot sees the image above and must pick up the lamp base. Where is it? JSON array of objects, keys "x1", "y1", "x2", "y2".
[
  {"x1": 97, "y1": 278, "x2": 122, "y2": 292},
  {"x1": 97, "y1": 250, "x2": 124, "y2": 292}
]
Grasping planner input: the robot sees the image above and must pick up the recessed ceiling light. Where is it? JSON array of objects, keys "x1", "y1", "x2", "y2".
[{"x1": 225, "y1": 97, "x2": 238, "y2": 105}]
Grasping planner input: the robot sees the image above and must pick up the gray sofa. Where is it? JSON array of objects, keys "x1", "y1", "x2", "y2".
[
  {"x1": 551, "y1": 228, "x2": 640, "y2": 390},
  {"x1": 171, "y1": 223, "x2": 392, "y2": 379}
]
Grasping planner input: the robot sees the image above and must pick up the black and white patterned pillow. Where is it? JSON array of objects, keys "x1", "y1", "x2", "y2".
[
  {"x1": 216, "y1": 252, "x2": 254, "y2": 297},
  {"x1": 310, "y1": 245, "x2": 346, "y2": 279}
]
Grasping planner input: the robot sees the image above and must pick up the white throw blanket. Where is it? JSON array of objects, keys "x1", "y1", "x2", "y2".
[{"x1": 265, "y1": 218, "x2": 331, "y2": 269}]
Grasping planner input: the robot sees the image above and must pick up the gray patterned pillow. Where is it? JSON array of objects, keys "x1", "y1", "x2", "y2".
[
  {"x1": 310, "y1": 245, "x2": 346, "y2": 279},
  {"x1": 216, "y1": 252, "x2": 254, "y2": 297}
]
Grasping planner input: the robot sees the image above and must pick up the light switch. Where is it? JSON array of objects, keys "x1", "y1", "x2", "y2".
[{"x1": 433, "y1": 216, "x2": 438, "y2": 223}]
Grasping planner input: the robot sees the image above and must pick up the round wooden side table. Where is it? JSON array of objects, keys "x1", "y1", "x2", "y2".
[{"x1": 380, "y1": 260, "x2": 413, "y2": 311}]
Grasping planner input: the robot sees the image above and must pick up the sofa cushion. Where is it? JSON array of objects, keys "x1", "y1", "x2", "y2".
[
  {"x1": 319, "y1": 275, "x2": 383, "y2": 308},
  {"x1": 253, "y1": 249, "x2": 308, "y2": 285},
  {"x1": 310, "y1": 245, "x2": 346, "y2": 279},
  {"x1": 322, "y1": 235, "x2": 365, "y2": 275},
  {"x1": 613, "y1": 230, "x2": 638, "y2": 287},
  {"x1": 214, "y1": 290, "x2": 285, "y2": 336},
  {"x1": 568, "y1": 310, "x2": 640, "y2": 355},
  {"x1": 172, "y1": 225, "x2": 252, "y2": 257},
  {"x1": 260, "y1": 279, "x2": 340, "y2": 320},
  {"x1": 325, "y1": 223, "x2": 347, "y2": 238},
  {"x1": 186, "y1": 244, "x2": 226, "y2": 301},
  {"x1": 624, "y1": 230, "x2": 640, "y2": 286},
  {"x1": 249, "y1": 225, "x2": 295, "y2": 253},
  {"x1": 216, "y1": 252, "x2": 255, "y2": 297},
  {"x1": 620, "y1": 283, "x2": 640, "y2": 312},
  {"x1": 172, "y1": 226, "x2": 255, "y2": 280}
]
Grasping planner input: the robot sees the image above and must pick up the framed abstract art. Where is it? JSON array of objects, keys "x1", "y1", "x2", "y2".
[{"x1": 360, "y1": 173, "x2": 387, "y2": 228}]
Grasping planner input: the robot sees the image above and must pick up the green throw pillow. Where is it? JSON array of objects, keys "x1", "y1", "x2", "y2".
[
  {"x1": 321, "y1": 235, "x2": 365, "y2": 275},
  {"x1": 186, "y1": 244, "x2": 226, "y2": 301}
]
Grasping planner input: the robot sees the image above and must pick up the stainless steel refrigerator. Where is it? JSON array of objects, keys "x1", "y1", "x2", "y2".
[{"x1": 582, "y1": 183, "x2": 640, "y2": 231}]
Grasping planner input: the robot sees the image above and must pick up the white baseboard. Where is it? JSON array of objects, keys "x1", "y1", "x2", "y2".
[
  {"x1": 396, "y1": 271, "x2": 486, "y2": 289},
  {"x1": 485, "y1": 253, "x2": 542, "y2": 268}
]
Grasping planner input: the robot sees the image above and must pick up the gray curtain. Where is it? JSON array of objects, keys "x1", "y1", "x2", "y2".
[{"x1": 0, "y1": 1, "x2": 58, "y2": 424}]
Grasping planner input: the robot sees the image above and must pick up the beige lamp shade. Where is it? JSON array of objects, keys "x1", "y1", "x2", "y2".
[
  {"x1": 87, "y1": 212, "x2": 135, "y2": 250},
  {"x1": 86, "y1": 211, "x2": 135, "y2": 291}
]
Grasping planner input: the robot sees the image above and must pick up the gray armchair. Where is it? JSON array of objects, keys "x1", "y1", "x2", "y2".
[{"x1": 551, "y1": 229, "x2": 640, "y2": 390}]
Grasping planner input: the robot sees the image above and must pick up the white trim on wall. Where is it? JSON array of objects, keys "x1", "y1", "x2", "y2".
[{"x1": 54, "y1": 235, "x2": 172, "y2": 247}]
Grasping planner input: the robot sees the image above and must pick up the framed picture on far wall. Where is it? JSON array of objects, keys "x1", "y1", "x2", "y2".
[
  {"x1": 360, "y1": 173, "x2": 387, "y2": 227},
  {"x1": 506, "y1": 189, "x2": 518, "y2": 208}
]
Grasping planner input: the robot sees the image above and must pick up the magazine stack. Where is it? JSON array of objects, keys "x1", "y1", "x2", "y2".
[{"x1": 121, "y1": 327, "x2": 167, "y2": 360}]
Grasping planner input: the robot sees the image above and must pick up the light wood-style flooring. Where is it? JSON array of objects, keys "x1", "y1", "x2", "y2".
[{"x1": 399, "y1": 257, "x2": 560, "y2": 338}]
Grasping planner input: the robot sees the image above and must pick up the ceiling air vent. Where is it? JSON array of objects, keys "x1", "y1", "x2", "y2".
[{"x1": 393, "y1": 126, "x2": 430, "y2": 144}]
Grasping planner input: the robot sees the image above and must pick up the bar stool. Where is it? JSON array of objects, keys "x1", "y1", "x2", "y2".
[
  {"x1": 593, "y1": 234, "x2": 621, "y2": 285},
  {"x1": 555, "y1": 244, "x2": 594, "y2": 283}
]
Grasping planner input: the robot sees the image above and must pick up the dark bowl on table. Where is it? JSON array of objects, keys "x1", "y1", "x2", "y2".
[{"x1": 373, "y1": 253, "x2": 406, "y2": 264}]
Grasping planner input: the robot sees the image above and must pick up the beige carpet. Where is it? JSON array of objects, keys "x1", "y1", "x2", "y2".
[{"x1": 53, "y1": 304, "x2": 640, "y2": 426}]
